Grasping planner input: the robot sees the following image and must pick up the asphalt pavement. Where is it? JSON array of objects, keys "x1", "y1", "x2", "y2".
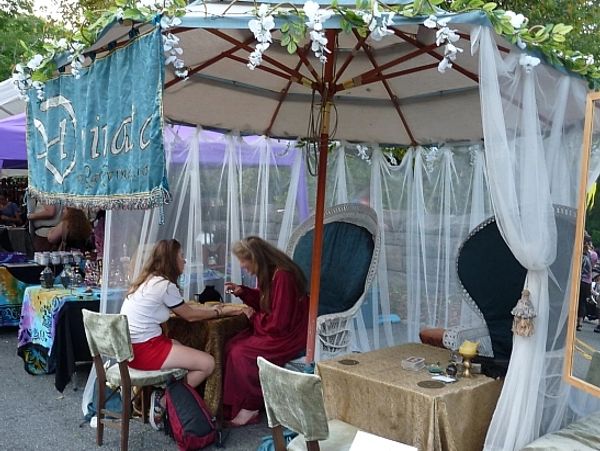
[{"x1": 0, "y1": 326, "x2": 270, "y2": 451}]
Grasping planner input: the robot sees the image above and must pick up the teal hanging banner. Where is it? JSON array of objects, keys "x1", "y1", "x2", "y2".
[{"x1": 27, "y1": 27, "x2": 170, "y2": 209}]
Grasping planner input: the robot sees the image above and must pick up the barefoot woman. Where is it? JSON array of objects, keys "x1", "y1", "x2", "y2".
[{"x1": 223, "y1": 236, "x2": 309, "y2": 427}]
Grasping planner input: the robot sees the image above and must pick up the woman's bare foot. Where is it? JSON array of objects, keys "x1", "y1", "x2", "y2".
[{"x1": 229, "y1": 409, "x2": 260, "y2": 426}]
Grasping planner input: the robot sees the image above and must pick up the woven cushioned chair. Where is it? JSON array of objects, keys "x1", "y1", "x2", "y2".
[
  {"x1": 258, "y1": 356, "x2": 358, "y2": 451},
  {"x1": 286, "y1": 203, "x2": 380, "y2": 362},
  {"x1": 81, "y1": 309, "x2": 187, "y2": 451}
]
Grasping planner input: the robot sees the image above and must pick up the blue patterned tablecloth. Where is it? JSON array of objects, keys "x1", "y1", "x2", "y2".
[
  {"x1": 17, "y1": 286, "x2": 100, "y2": 374},
  {"x1": 0, "y1": 266, "x2": 33, "y2": 327}
]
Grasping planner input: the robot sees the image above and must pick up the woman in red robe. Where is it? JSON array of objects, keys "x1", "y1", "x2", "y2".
[{"x1": 223, "y1": 236, "x2": 309, "y2": 427}]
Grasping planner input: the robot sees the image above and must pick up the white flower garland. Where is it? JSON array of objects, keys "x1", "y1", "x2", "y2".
[
  {"x1": 423, "y1": 15, "x2": 463, "y2": 74},
  {"x1": 247, "y1": 4, "x2": 275, "y2": 70},
  {"x1": 12, "y1": 7, "x2": 187, "y2": 102},
  {"x1": 303, "y1": 1, "x2": 334, "y2": 63},
  {"x1": 519, "y1": 53, "x2": 541, "y2": 73},
  {"x1": 161, "y1": 16, "x2": 187, "y2": 78},
  {"x1": 359, "y1": 2, "x2": 395, "y2": 42}
]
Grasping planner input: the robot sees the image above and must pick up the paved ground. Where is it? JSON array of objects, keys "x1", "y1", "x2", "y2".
[
  {"x1": 0, "y1": 327, "x2": 271, "y2": 451},
  {"x1": 572, "y1": 318, "x2": 600, "y2": 381}
]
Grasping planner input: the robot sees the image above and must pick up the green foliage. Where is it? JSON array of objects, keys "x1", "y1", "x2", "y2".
[
  {"x1": 280, "y1": 13, "x2": 306, "y2": 55},
  {"x1": 8, "y1": 0, "x2": 600, "y2": 91},
  {"x1": 497, "y1": 1, "x2": 600, "y2": 72},
  {"x1": 0, "y1": 5, "x2": 63, "y2": 80}
]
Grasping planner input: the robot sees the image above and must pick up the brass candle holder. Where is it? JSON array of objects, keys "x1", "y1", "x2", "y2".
[
  {"x1": 459, "y1": 350, "x2": 477, "y2": 378},
  {"x1": 458, "y1": 340, "x2": 479, "y2": 378}
]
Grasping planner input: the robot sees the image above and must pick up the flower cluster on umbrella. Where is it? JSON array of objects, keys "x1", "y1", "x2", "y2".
[
  {"x1": 247, "y1": 4, "x2": 275, "y2": 70},
  {"x1": 11, "y1": 0, "x2": 599, "y2": 101},
  {"x1": 303, "y1": 1, "x2": 334, "y2": 63}
]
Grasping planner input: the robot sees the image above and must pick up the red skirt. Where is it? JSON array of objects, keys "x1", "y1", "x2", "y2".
[{"x1": 129, "y1": 334, "x2": 173, "y2": 370}]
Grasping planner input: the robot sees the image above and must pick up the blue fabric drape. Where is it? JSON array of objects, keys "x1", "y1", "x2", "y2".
[{"x1": 26, "y1": 28, "x2": 169, "y2": 209}]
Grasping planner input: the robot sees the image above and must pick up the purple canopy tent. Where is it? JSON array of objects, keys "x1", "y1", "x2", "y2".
[
  {"x1": 164, "y1": 125, "x2": 310, "y2": 220},
  {"x1": 0, "y1": 115, "x2": 310, "y2": 217},
  {"x1": 0, "y1": 113, "x2": 27, "y2": 169}
]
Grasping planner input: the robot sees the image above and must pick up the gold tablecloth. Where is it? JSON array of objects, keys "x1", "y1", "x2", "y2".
[
  {"x1": 163, "y1": 313, "x2": 249, "y2": 416},
  {"x1": 316, "y1": 343, "x2": 503, "y2": 451}
]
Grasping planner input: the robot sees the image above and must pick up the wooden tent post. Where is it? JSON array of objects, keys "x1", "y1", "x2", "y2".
[{"x1": 306, "y1": 30, "x2": 337, "y2": 363}]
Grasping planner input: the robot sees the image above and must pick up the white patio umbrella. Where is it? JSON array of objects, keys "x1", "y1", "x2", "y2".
[
  {"x1": 80, "y1": 0, "x2": 591, "y2": 365},
  {"x1": 44, "y1": 2, "x2": 593, "y2": 448}
]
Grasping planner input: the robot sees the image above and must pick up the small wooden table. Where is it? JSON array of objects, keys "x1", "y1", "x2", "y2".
[
  {"x1": 317, "y1": 343, "x2": 503, "y2": 451},
  {"x1": 163, "y1": 313, "x2": 249, "y2": 416}
]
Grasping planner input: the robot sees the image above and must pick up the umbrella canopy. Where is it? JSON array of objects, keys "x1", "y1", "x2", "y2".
[
  {"x1": 83, "y1": 2, "x2": 584, "y2": 145},
  {"x1": 77, "y1": 0, "x2": 588, "y2": 362},
  {"x1": 23, "y1": 4, "x2": 592, "y2": 448}
]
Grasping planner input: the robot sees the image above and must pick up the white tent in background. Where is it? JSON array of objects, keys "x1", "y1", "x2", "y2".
[{"x1": 0, "y1": 79, "x2": 24, "y2": 119}]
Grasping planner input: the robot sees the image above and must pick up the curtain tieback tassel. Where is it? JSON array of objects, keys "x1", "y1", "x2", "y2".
[{"x1": 511, "y1": 289, "x2": 536, "y2": 337}]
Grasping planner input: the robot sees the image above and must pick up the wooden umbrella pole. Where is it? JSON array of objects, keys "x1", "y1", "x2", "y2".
[{"x1": 306, "y1": 30, "x2": 337, "y2": 363}]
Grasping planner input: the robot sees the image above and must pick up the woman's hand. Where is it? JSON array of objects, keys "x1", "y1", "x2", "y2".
[
  {"x1": 224, "y1": 282, "x2": 243, "y2": 297},
  {"x1": 221, "y1": 303, "x2": 255, "y2": 319},
  {"x1": 211, "y1": 303, "x2": 224, "y2": 318},
  {"x1": 173, "y1": 302, "x2": 224, "y2": 321}
]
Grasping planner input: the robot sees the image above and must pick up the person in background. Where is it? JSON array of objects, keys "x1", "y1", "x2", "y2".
[
  {"x1": 92, "y1": 210, "x2": 106, "y2": 258},
  {"x1": 27, "y1": 201, "x2": 62, "y2": 251},
  {"x1": 47, "y1": 207, "x2": 92, "y2": 251},
  {"x1": 578, "y1": 235, "x2": 594, "y2": 331},
  {"x1": 222, "y1": 236, "x2": 309, "y2": 427},
  {"x1": 120, "y1": 239, "x2": 240, "y2": 430},
  {"x1": 0, "y1": 191, "x2": 21, "y2": 226},
  {"x1": 589, "y1": 239, "x2": 598, "y2": 272}
]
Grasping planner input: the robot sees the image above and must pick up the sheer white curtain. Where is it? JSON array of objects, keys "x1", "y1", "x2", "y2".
[
  {"x1": 101, "y1": 127, "x2": 302, "y2": 312},
  {"x1": 476, "y1": 25, "x2": 591, "y2": 450}
]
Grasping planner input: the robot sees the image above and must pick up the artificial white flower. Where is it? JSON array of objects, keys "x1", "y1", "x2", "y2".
[
  {"x1": 435, "y1": 27, "x2": 459, "y2": 46},
  {"x1": 27, "y1": 54, "x2": 44, "y2": 70},
  {"x1": 519, "y1": 53, "x2": 540, "y2": 73},
  {"x1": 586, "y1": 54, "x2": 595, "y2": 65},
  {"x1": 356, "y1": 145, "x2": 370, "y2": 162},
  {"x1": 174, "y1": 68, "x2": 188, "y2": 79},
  {"x1": 438, "y1": 57, "x2": 452, "y2": 73},
  {"x1": 247, "y1": 50, "x2": 263, "y2": 69},
  {"x1": 114, "y1": 8, "x2": 124, "y2": 21},
  {"x1": 423, "y1": 15, "x2": 437, "y2": 29},
  {"x1": 504, "y1": 11, "x2": 526, "y2": 29},
  {"x1": 303, "y1": 1, "x2": 333, "y2": 63},
  {"x1": 247, "y1": 3, "x2": 275, "y2": 69},
  {"x1": 423, "y1": 15, "x2": 451, "y2": 29},
  {"x1": 56, "y1": 38, "x2": 68, "y2": 50},
  {"x1": 31, "y1": 80, "x2": 45, "y2": 100},
  {"x1": 72, "y1": 42, "x2": 85, "y2": 52},
  {"x1": 424, "y1": 15, "x2": 462, "y2": 74},
  {"x1": 365, "y1": 3, "x2": 395, "y2": 42},
  {"x1": 160, "y1": 15, "x2": 182, "y2": 30},
  {"x1": 445, "y1": 42, "x2": 463, "y2": 58},
  {"x1": 516, "y1": 37, "x2": 526, "y2": 50},
  {"x1": 384, "y1": 151, "x2": 398, "y2": 166}
]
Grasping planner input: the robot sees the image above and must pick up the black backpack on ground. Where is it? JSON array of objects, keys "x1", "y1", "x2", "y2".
[{"x1": 163, "y1": 378, "x2": 217, "y2": 451}]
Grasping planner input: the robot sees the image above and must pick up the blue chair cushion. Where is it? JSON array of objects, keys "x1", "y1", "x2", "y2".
[{"x1": 293, "y1": 222, "x2": 374, "y2": 316}]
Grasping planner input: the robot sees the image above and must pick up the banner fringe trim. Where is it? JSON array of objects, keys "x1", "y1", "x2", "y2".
[{"x1": 28, "y1": 185, "x2": 172, "y2": 210}]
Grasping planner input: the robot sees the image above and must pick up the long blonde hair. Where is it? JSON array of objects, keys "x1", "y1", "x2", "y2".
[
  {"x1": 232, "y1": 236, "x2": 307, "y2": 313},
  {"x1": 128, "y1": 239, "x2": 182, "y2": 295}
]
